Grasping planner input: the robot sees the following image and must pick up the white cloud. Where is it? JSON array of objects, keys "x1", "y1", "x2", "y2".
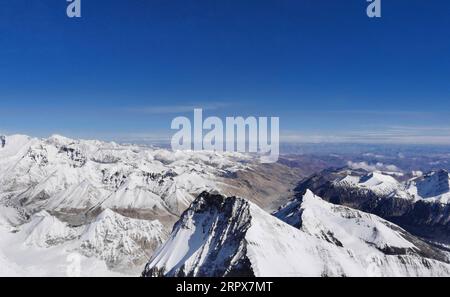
[{"x1": 347, "y1": 161, "x2": 400, "y2": 172}]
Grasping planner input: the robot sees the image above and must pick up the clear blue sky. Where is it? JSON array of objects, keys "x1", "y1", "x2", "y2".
[{"x1": 1, "y1": 0, "x2": 449, "y2": 144}]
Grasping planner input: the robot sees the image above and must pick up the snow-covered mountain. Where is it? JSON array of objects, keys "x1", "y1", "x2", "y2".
[
  {"x1": 3, "y1": 133, "x2": 450, "y2": 277},
  {"x1": 295, "y1": 168, "x2": 450, "y2": 244},
  {"x1": 143, "y1": 191, "x2": 450, "y2": 277},
  {"x1": 322, "y1": 168, "x2": 450, "y2": 204},
  {"x1": 334, "y1": 171, "x2": 410, "y2": 198},
  {"x1": 0, "y1": 134, "x2": 299, "y2": 275}
]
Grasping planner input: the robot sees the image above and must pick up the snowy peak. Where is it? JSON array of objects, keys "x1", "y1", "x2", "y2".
[
  {"x1": 144, "y1": 192, "x2": 450, "y2": 277},
  {"x1": 144, "y1": 192, "x2": 253, "y2": 277},
  {"x1": 335, "y1": 171, "x2": 404, "y2": 197},
  {"x1": 178, "y1": 191, "x2": 247, "y2": 219},
  {"x1": 330, "y1": 168, "x2": 450, "y2": 203}
]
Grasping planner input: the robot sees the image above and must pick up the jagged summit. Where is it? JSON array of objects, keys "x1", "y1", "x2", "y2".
[{"x1": 182, "y1": 191, "x2": 239, "y2": 214}]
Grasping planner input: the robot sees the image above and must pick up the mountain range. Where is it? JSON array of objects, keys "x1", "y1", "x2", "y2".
[
  {"x1": 1, "y1": 134, "x2": 449, "y2": 276},
  {"x1": 0, "y1": 134, "x2": 298, "y2": 275}
]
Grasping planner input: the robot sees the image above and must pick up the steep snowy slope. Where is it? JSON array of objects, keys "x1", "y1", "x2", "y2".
[{"x1": 143, "y1": 192, "x2": 450, "y2": 277}]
